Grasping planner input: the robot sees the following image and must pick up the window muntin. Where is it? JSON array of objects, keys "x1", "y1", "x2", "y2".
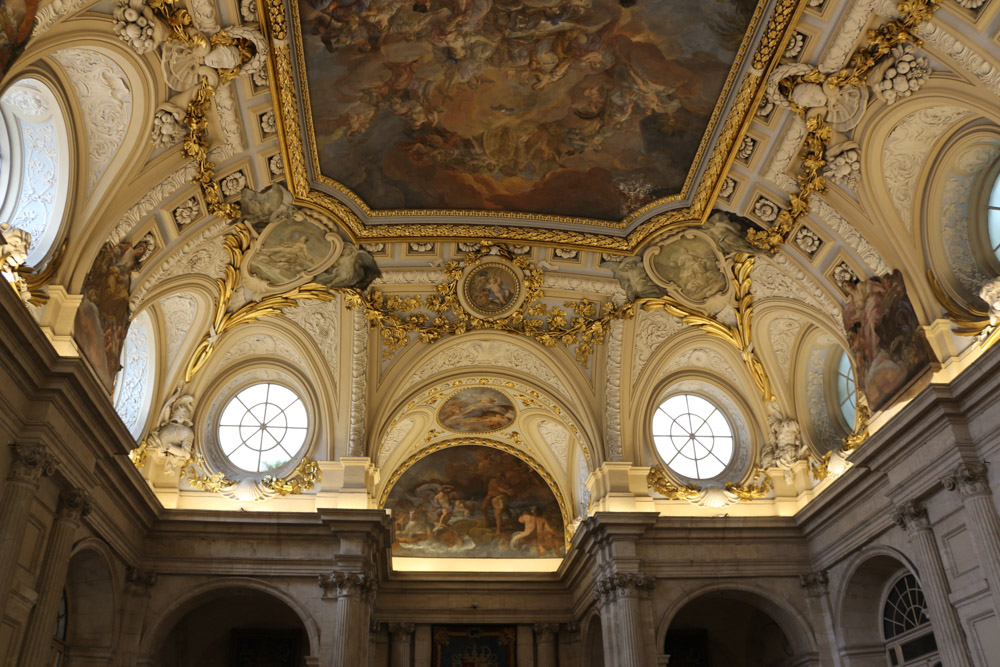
[
  {"x1": 883, "y1": 573, "x2": 938, "y2": 666},
  {"x1": 218, "y1": 383, "x2": 308, "y2": 473},
  {"x1": 989, "y1": 173, "x2": 1000, "y2": 262},
  {"x1": 836, "y1": 349, "x2": 857, "y2": 428},
  {"x1": 652, "y1": 393, "x2": 734, "y2": 480}
]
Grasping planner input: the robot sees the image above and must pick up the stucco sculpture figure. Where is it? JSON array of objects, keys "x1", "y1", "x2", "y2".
[{"x1": 145, "y1": 391, "x2": 196, "y2": 472}]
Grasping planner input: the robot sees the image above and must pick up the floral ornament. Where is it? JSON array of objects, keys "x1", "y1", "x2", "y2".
[
  {"x1": 554, "y1": 247, "x2": 578, "y2": 260},
  {"x1": 172, "y1": 197, "x2": 200, "y2": 227},
  {"x1": 868, "y1": 44, "x2": 930, "y2": 105},
  {"x1": 259, "y1": 110, "x2": 276, "y2": 135},
  {"x1": 151, "y1": 104, "x2": 187, "y2": 148},
  {"x1": 833, "y1": 261, "x2": 857, "y2": 285},
  {"x1": 793, "y1": 227, "x2": 821, "y2": 256},
  {"x1": 268, "y1": 154, "x2": 284, "y2": 177},
  {"x1": 112, "y1": 0, "x2": 162, "y2": 54},
  {"x1": 736, "y1": 136, "x2": 756, "y2": 161},
  {"x1": 220, "y1": 171, "x2": 248, "y2": 198},
  {"x1": 409, "y1": 242, "x2": 434, "y2": 253},
  {"x1": 753, "y1": 197, "x2": 780, "y2": 223},
  {"x1": 510, "y1": 245, "x2": 532, "y2": 255},
  {"x1": 757, "y1": 96, "x2": 774, "y2": 117},
  {"x1": 719, "y1": 177, "x2": 736, "y2": 199},
  {"x1": 823, "y1": 142, "x2": 860, "y2": 188},
  {"x1": 240, "y1": 0, "x2": 259, "y2": 22},
  {"x1": 458, "y1": 242, "x2": 481, "y2": 252},
  {"x1": 784, "y1": 32, "x2": 805, "y2": 60},
  {"x1": 956, "y1": 0, "x2": 985, "y2": 8},
  {"x1": 361, "y1": 243, "x2": 385, "y2": 254}
]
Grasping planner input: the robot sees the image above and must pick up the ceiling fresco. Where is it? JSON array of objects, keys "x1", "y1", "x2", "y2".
[{"x1": 269, "y1": 0, "x2": 797, "y2": 246}]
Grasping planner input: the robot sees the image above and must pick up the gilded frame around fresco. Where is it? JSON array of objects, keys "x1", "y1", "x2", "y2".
[{"x1": 261, "y1": 0, "x2": 807, "y2": 251}]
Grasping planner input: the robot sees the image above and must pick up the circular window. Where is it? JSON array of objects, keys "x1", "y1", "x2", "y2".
[
  {"x1": 217, "y1": 383, "x2": 308, "y2": 473},
  {"x1": 988, "y1": 171, "x2": 1000, "y2": 263},
  {"x1": 652, "y1": 393, "x2": 734, "y2": 479}
]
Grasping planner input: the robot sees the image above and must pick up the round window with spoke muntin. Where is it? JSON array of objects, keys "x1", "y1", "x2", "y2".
[
  {"x1": 652, "y1": 393, "x2": 734, "y2": 480},
  {"x1": 217, "y1": 383, "x2": 308, "y2": 473}
]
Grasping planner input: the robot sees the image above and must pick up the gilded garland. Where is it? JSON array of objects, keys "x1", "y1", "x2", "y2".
[{"x1": 345, "y1": 243, "x2": 634, "y2": 368}]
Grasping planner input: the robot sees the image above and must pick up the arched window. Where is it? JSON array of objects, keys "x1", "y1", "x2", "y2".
[
  {"x1": 652, "y1": 393, "x2": 735, "y2": 480},
  {"x1": 112, "y1": 310, "x2": 156, "y2": 440},
  {"x1": 988, "y1": 171, "x2": 1000, "y2": 263},
  {"x1": 882, "y1": 573, "x2": 939, "y2": 666},
  {"x1": 835, "y1": 349, "x2": 857, "y2": 429},
  {"x1": 0, "y1": 78, "x2": 71, "y2": 267}
]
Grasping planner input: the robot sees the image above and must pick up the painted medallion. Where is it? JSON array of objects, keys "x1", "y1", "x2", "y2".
[
  {"x1": 438, "y1": 387, "x2": 516, "y2": 433},
  {"x1": 462, "y1": 263, "x2": 521, "y2": 317}
]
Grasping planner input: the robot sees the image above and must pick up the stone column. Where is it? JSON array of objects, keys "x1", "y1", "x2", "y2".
[
  {"x1": 319, "y1": 571, "x2": 375, "y2": 667},
  {"x1": 891, "y1": 501, "x2": 973, "y2": 667},
  {"x1": 557, "y1": 623, "x2": 579, "y2": 667},
  {"x1": 534, "y1": 623, "x2": 558, "y2": 667},
  {"x1": 388, "y1": 622, "x2": 414, "y2": 667},
  {"x1": 18, "y1": 488, "x2": 91, "y2": 667},
  {"x1": 596, "y1": 573, "x2": 655, "y2": 667},
  {"x1": 0, "y1": 444, "x2": 55, "y2": 615},
  {"x1": 799, "y1": 571, "x2": 842, "y2": 667},
  {"x1": 117, "y1": 568, "x2": 157, "y2": 667},
  {"x1": 942, "y1": 462, "x2": 1000, "y2": 615}
]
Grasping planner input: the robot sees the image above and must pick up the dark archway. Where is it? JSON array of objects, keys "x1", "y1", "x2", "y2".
[
  {"x1": 583, "y1": 613, "x2": 605, "y2": 667},
  {"x1": 663, "y1": 591, "x2": 798, "y2": 667},
  {"x1": 64, "y1": 548, "x2": 117, "y2": 664},
  {"x1": 155, "y1": 587, "x2": 309, "y2": 667}
]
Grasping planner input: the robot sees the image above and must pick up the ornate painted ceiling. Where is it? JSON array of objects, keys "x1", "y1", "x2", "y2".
[{"x1": 269, "y1": 0, "x2": 800, "y2": 248}]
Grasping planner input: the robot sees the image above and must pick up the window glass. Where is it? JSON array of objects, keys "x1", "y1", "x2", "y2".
[
  {"x1": 652, "y1": 393, "x2": 734, "y2": 479},
  {"x1": 218, "y1": 383, "x2": 308, "y2": 473},
  {"x1": 989, "y1": 173, "x2": 1000, "y2": 261},
  {"x1": 836, "y1": 350, "x2": 857, "y2": 428}
]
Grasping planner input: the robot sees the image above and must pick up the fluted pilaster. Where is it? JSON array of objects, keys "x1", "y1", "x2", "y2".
[
  {"x1": 18, "y1": 488, "x2": 91, "y2": 667},
  {"x1": 942, "y1": 462, "x2": 1000, "y2": 616},
  {"x1": 596, "y1": 573, "x2": 655, "y2": 667},
  {"x1": 319, "y1": 571, "x2": 375, "y2": 666},
  {"x1": 534, "y1": 623, "x2": 558, "y2": 667},
  {"x1": 388, "y1": 622, "x2": 414, "y2": 667},
  {"x1": 0, "y1": 444, "x2": 55, "y2": 614},
  {"x1": 892, "y1": 501, "x2": 972, "y2": 667}
]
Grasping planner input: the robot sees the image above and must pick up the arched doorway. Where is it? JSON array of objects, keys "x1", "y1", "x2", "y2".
[
  {"x1": 154, "y1": 587, "x2": 310, "y2": 667},
  {"x1": 583, "y1": 614, "x2": 605, "y2": 667},
  {"x1": 63, "y1": 548, "x2": 117, "y2": 665},
  {"x1": 662, "y1": 590, "x2": 806, "y2": 667}
]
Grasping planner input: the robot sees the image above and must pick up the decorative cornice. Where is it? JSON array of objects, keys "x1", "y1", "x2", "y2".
[
  {"x1": 318, "y1": 571, "x2": 375, "y2": 599},
  {"x1": 387, "y1": 622, "x2": 415, "y2": 636},
  {"x1": 8, "y1": 443, "x2": 56, "y2": 483},
  {"x1": 942, "y1": 462, "x2": 990, "y2": 498},
  {"x1": 56, "y1": 488, "x2": 93, "y2": 521},
  {"x1": 891, "y1": 500, "x2": 929, "y2": 532},
  {"x1": 533, "y1": 623, "x2": 559, "y2": 641}
]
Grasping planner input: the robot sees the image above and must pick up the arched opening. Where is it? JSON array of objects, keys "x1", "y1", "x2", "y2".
[
  {"x1": 154, "y1": 587, "x2": 309, "y2": 667},
  {"x1": 663, "y1": 591, "x2": 803, "y2": 666},
  {"x1": 583, "y1": 614, "x2": 604, "y2": 667},
  {"x1": 838, "y1": 553, "x2": 940, "y2": 667},
  {"x1": 64, "y1": 549, "x2": 116, "y2": 663}
]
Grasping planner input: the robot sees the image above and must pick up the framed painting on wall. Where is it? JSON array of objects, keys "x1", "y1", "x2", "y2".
[{"x1": 431, "y1": 625, "x2": 517, "y2": 667}]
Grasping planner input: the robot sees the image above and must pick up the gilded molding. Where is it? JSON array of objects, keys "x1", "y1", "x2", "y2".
[{"x1": 646, "y1": 466, "x2": 702, "y2": 501}]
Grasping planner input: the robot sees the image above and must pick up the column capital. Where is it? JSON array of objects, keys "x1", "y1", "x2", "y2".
[
  {"x1": 8, "y1": 443, "x2": 56, "y2": 483},
  {"x1": 56, "y1": 488, "x2": 92, "y2": 521},
  {"x1": 942, "y1": 463, "x2": 990, "y2": 498},
  {"x1": 595, "y1": 572, "x2": 655, "y2": 603},
  {"x1": 318, "y1": 571, "x2": 375, "y2": 599},
  {"x1": 125, "y1": 566, "x2": 157, "y2": 594},
  {"x1": 891, "y1": 501, "x2": 929, "y2": 533},
  {"x1": 533, "y1": 623, "x2": 559, "y2": 642},
  {"x1": 798, "y1": 570, "x2": 829, "y2": 598},
  {"x1": 386, "y1": 622, "x2": 414, "y2": 636}
]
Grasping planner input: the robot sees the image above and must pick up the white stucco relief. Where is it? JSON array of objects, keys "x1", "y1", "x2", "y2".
[
  {"x1": 50, "y1": 49, "x2": 132, "y2": 195},
  {"x1": 631, "y1": 309, "x2": 685, "y2": 383},
  {"x1": 768, "y1": 316, "x2": 804, "y2": 373},
  {"x1": 882, "y1": 106, "x2": 972, "y2": 231},
  {"x1": 403, "y1": 340, "x2": 567, "y2": 394},
  {"x1": 377, "y1": 416, "x2": 415, "y2": 466},
  {"x1": 537, "y1": 419, "x2": 570, "y2": 472},
  {"x1": 158, "y1": 294, "x2": 198, "y2": 363}
]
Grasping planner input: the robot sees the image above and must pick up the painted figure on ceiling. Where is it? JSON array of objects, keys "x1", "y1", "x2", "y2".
[
  {"x1": 73, "y1": 238, "x2": 151, "y2": 392},
  {"x1": 0, "y1": 0, "x2": 38, "y2": 77},
  {"x1": 841, "y1": 270, "x2": 932, "y2": 412}
]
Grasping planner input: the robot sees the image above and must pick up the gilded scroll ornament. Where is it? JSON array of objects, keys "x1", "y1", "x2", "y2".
[
  {"x1": 646, "y1": 465, "x2": 702, "y2": 501},
  {"x1": 724, "y1": 472, "x2": 775, "y2": 501},
  {"x1": 182, "y1": 80, "x2": 241, "y2": 221}
]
